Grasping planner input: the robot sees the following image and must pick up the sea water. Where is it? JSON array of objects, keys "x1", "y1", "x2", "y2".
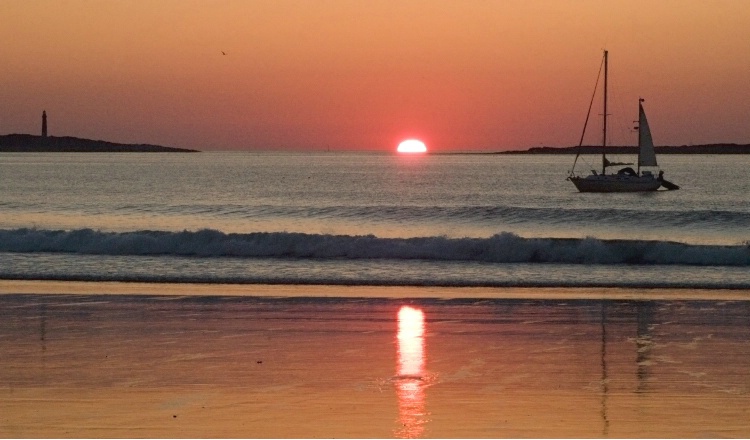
[{"x1": 1, "y1": 152, "x2": 749, "y2": 289}]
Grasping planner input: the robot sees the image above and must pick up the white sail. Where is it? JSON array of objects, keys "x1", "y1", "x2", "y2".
[{"x1": 638, "y1": 102, "x2": 658, "y2": 167}]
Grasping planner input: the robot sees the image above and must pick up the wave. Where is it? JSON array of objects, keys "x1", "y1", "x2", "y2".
[
  {"x1": 1, "y1": 228, "x2": 748, "y2": 267},
  {"x1": 26, "y1": 202, "x2": 747, "y2": 227},
  {"x1": 119, "y1": 203, "x2": 750, "y2": 226}
]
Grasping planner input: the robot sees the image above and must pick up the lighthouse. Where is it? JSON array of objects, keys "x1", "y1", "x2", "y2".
[{"x1": 42, "y1": 111, "x2": 48, "y2": 137}]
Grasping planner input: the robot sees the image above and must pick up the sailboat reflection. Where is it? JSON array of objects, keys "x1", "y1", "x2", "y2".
[{"x1": 395, "y1": 305, "x2": 428, "y2": 438}]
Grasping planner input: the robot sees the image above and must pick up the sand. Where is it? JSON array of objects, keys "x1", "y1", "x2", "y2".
[{"x1": 1, "y1": 281, "x2": 749, "y2": 438}]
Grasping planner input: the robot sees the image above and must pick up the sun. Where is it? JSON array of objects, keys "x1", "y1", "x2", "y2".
[{"x1": 397, "y1": 139, "x2": 427, "y2": 154}]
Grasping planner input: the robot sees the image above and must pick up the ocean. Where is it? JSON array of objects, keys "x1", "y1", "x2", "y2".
[
  {"x1": 1, "y1": 152, "x2": 749, "y2": 289},
  {"x1": 3, "y1": 151, "x2": 750, "y2": 438}
]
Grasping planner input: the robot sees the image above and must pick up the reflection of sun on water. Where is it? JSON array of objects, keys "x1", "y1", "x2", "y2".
[
  {"x1": 395, "y1": 306, "x2": 427, "y2": 438},
  {"x1": 398, "y1": 306, "x2": 425, "y2": 378}
]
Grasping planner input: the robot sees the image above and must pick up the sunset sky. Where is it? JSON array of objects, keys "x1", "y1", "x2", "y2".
[{"x1": 2, "y1": 0, "x2": 749, "y2": 151}]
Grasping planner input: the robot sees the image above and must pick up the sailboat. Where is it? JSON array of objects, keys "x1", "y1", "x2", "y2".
[{"x1": 568, "y1": 51, "x2": 679, "y2": 192}]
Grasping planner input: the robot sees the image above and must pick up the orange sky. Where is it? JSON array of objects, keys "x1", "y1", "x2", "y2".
[{"x1": 2, "y1": 0, "x2": 749, "y2": 151}]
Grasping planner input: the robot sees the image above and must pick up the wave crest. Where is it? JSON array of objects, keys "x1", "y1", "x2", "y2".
[{"x1": 0, "y1": 228, "x2": 748, "y2": 267}]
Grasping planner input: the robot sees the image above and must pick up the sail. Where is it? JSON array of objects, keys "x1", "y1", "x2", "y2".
[{"x1": 638, "y1": 103, "x2": 658, "y2": 167}]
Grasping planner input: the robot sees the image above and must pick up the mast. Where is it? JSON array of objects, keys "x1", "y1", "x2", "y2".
[
  {"x1": 570, "y1": 52, "x2": 606, "y2": 177},
  {"x1": 601, "y1": 50, "x2": 608, "y2": 175}
]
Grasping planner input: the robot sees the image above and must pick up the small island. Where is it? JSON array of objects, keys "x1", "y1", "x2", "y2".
[{"x1": 0, "y1": 134, "x2": 198, "y2": 153}]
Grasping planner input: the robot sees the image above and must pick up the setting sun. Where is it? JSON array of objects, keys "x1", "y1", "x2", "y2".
[{"x1": 397, "y1": 140, "x2": 427, "y2": 154}]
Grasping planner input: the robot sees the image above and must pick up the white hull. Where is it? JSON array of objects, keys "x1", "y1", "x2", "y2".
[{"x1": 569, "y1": 174, "x2": 661, "y2": 192}]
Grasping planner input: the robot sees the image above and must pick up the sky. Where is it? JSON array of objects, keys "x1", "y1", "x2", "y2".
[{"x1": 2, "y1": 0, "x2": 749, "y2": 152}]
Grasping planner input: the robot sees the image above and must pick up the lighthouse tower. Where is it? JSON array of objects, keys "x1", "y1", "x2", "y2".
[{"x1": 42, "y1": 111, "x2": 48, "y2": 137}]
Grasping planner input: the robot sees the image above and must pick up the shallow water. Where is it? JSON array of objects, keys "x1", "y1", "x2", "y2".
[{"x1": 2, "y1": 290, "x2": 749, "y2": 438}]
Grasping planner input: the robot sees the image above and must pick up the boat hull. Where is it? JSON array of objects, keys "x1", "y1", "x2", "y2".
[{"x1": 569, "y1": 174, "x2": 662, "y2": 192}]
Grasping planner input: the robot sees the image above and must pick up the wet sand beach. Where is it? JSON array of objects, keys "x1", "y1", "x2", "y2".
[{"x1": 1, "y1": 282, "x2": 749, "y2": 438}]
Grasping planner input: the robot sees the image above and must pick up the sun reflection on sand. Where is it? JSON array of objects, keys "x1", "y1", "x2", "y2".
[{"x1": 395, "y1": 306, "x2": 428, "y2": 438}]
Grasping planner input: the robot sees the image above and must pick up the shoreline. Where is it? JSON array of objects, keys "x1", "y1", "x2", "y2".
[{"x1": 2, "y1": 279, "x2": 749, "y2": 301}]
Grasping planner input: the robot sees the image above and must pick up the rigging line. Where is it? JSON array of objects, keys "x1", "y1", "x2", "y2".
[{"x1": 571, "y1": 54, "x2": 605, "y2": 174}]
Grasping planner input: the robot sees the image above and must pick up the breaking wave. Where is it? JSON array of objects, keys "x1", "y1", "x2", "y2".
[{"x1": 1, "y1": 228, "x2": 748, "y2": 267}]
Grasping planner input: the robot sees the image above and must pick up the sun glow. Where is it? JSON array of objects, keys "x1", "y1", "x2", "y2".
[{"x1": 397, "y1": 139, "x2": 427, "y2": 154}]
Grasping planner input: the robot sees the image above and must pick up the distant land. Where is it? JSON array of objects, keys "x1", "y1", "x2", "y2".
[
  {"x1": 0, "y1": 134, "x2": 198, "y2": 153},
  {"x1": 496, "y1": 144, "x2": 750, "y2": 154},
  {"x1": 3, "y1": 133, "x2": 749, "y2": 154}
]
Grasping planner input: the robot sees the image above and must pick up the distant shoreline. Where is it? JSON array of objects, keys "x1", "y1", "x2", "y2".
[
  {"x1": 3, "y1": 134, "x2": 748, "y2": 154},
  {"x1": 0, "y1": 134, "x2": 198, "y2": 153},
  {"x1": 492, "y1": 144, "x2": 750, "y2": 155}
]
